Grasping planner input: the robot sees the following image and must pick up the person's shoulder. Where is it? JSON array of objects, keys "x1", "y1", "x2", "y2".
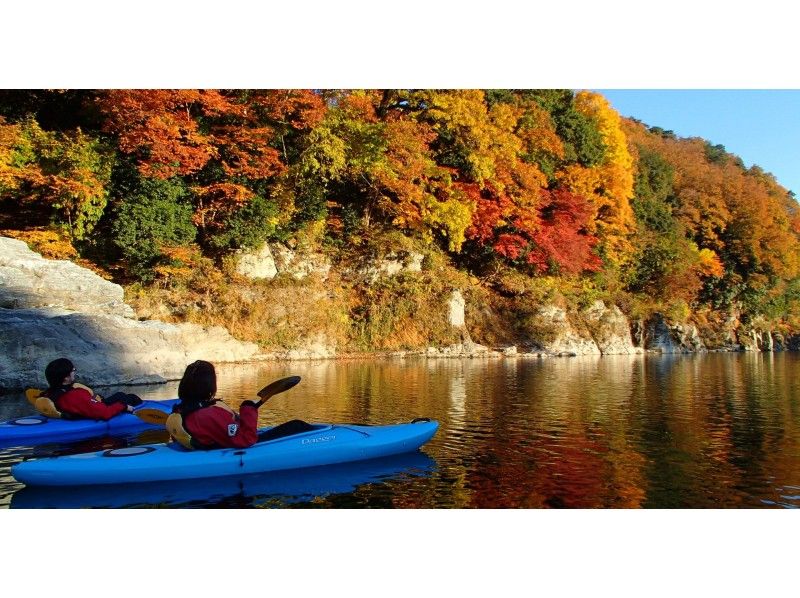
[
  {"x1": 63, "y1": 386, "x2": 92, "y2": 399},
  {"x1": 187, "y1": 404, "x2": 222, "y2": 420},
  {"x1": 211, "y1": 401, "x2": 236, "y2": 415}
]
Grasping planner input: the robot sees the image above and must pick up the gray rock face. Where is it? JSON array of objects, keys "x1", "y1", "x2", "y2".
[
  {"x1": 235, "y1": 243, "x2": 278, "y2": 280},
  {"x1": 0, "y1": 236, "x2": 261, "y2": 391},
  {"x1": 582, "y1": 300, "x2": 643, "y2": 355},
  {"x1": 740, "y1": 328, "x2": 784, "y2": 352},
  {"x1": 0, "y1": 237, "x2": 133, "y2": 318},
  {"x1": 519, "y1": 301, "x2": 642, "y2": 356},
  {"x1": 0, "y1": 307, "x2": 259, "y2": 391},
  {"x1": 531, "y1": 305, "x2": 601, "y2": 356},
  {"x1": 448, "y1": 290, "x2": 466, "y2": 328},
  {"x1": 773, "y1": 332, "x2": 786, "y2": 351},
  {"x1": 358, "y1": 251, "x2": 425, "y2": 282},
  {"x1": 271, "y1": 244, "x2": 331, "y2": 281},
  {"x1": 235, "y1": 243, "x2": 331, "y2": 281},
  {"x1": 645, "y1": 313, "x2": 706, "y2": 353}
]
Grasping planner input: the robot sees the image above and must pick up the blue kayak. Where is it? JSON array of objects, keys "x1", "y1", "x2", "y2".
[
  {"x1": 11, "y1": 418, "x2": 439, "y2": 486},
  {"x1": 10, "y1": 451, "x2": 436, "y2": 508},
  {"x1": 0, "y1": 399, "x2": 179, "y2": 448}
]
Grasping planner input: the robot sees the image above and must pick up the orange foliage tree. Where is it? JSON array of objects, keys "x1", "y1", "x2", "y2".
[
  {"x1": 97, "y1": 89, "x2": 325, "y2": 243},
  {"x1": 624, "y1": 117, "x2": 800, "y2": 312},
  {"x1": 295, "y1": 90, "x2": 475, "y2": 250}
]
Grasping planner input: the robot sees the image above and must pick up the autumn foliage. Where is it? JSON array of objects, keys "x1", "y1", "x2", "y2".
[{"x1": 2, "y1": 89, "x2": 799, "y2": 331}]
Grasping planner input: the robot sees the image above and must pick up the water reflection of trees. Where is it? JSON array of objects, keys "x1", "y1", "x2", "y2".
[{"x1": 143, "y1": 354, "x2": 800, "y2": 508}]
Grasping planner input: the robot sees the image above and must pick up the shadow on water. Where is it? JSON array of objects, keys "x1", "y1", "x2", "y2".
[{"x1": 10, "y1": 451, "x2": 437, "y2": 509}]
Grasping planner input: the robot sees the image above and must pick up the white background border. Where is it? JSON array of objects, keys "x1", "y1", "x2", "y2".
[{"x1": 3, "y1": 2, "x2": 799, "y2": 595}]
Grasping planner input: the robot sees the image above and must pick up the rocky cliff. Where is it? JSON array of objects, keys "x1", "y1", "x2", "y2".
[
  {"x1": 1, "y1": 237, "x2": 133, "y2": 317},
  {"x1": 1, "y1": 234, "x2": 794, "y2": 391},
  {"x1": 0, "y1": 237, "x2": 259, "y2": 391}
]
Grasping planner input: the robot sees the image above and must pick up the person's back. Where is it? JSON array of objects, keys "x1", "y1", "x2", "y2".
[
  {"x1": 183, "y1": 400, "x2": 258, "y2": 448},
  {"x1": 176, "y1": 360, "x2": 259, "y2": 449}
]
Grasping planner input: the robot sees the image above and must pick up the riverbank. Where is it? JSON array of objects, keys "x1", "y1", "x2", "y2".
[{"x1": 2, "y1": 233, "x2": 796, "y2": 392}]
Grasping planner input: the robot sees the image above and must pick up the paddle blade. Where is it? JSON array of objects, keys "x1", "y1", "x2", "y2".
[
  {"x1": 134, "y1": 408, "x2": 169, "y2": 425},
  {"x1": 256, "y1": 376, "x2": 301, "y2": 402}
]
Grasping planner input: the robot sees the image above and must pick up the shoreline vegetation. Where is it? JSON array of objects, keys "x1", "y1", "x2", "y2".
[{"x1": 2, "y1": 90, "x2": 799, "y2": 381}]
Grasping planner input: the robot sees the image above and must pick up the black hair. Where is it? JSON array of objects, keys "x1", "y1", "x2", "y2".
[
  {"x1": 177, "y1": 360, "x2": 217, "y2": 415},
  {"x1": 45, "y1": 358, "x2": 74, "y2": 389}
]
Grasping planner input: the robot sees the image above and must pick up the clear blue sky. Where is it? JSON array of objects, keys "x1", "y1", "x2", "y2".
[{"x1": 597, "y1": 90, "x2": 800, "y2": 196}]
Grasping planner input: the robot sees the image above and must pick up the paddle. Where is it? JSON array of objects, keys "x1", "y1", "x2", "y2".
[
  {"x1": 133, "y1": 408, "x2": 170, "y2": 425},
  {"x1": 133, "y1": 375, "x2": 302, "y2": 426},
  {"x1": 255, "y1": 375, "x2": 301, "y2": 407}
]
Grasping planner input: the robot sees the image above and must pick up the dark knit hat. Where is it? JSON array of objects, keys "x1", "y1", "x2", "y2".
[
  {"x1": 177, "y1": 360, "x2": 217, "y2": 409},
  {"x1": 45, "y1": 358, "x2": 74, "y2": 388}
]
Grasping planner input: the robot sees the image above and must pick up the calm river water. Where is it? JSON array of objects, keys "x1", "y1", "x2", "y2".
[{"x1": 1, "y1": 352, "x2": 799, "y2": 508}]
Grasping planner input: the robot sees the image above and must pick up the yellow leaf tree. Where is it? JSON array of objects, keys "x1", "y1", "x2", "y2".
[{"x1": 557, "y1": 91, "x2": 636, "y2": 266}]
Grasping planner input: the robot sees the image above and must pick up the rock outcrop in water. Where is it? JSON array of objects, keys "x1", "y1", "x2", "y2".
[
  {"x1": 518, "y1": 300, "x2": 642, "y2": 356},
  {"x1": 582, "y1": 300, "x2": 643, "y2": 355},
  {"x1": 643, "y1": 313, "x2": 707, "y2": 353},
  {"x1": 0, "y1": 307, "x2": 259, "y2": 390}
]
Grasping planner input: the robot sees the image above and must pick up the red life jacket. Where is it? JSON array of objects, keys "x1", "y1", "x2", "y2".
[
  {"x1": 48, "y1": 386, "x2": 127, "y2": 421},
  {"x1": 183, "y1": 402, "x2": 258, "y2": 449}
]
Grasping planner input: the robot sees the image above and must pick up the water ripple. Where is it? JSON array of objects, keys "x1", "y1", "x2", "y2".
[{"x1": 2, "y1": 353, "x2": 799, "y2": 507}]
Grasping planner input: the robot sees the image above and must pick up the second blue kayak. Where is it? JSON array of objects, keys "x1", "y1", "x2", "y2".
[
  {"x1": 0, "y1": 399, "x2": 179, "y2": 448},
  {"x1": 12, "y1": 418, "x2": 439, "y2": 486}
]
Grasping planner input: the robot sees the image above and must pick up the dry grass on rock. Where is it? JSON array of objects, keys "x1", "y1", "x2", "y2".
[{"x1": 127, "y1": 270, "x2": 350, "y2": 351}]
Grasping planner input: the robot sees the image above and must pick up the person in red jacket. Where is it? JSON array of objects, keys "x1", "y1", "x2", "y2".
[
  {"x1": 175, "y1": 360, "x2": 259, "y2": 449},
  {"x1": 42, "y1": 358, "x2": 141, "y2": 420}
]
